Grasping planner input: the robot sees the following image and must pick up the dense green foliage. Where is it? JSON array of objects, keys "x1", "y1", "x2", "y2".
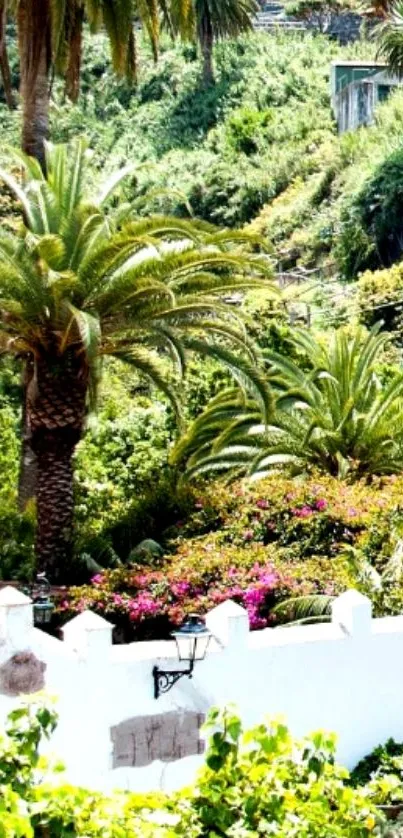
[
  {"x1": 351, "y1": 740, "x2": 403, "y2": 789},
  {"x1": 0, "y1": 701, "x2": 383, "y2": 837},
  {"x1": 175, "y1": 326, "x2": 403, "y2": 481},
  {"x1": 2, "y1": 27, "x2": 403, "y2": 278},
  {"x1": 0, "y1": 29, "x2": 375, "y2": 261}
]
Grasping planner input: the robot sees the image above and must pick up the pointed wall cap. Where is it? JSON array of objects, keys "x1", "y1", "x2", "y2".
[
  {"x1": 333, "y1": 590, "x2": 371, "y2": 608},
  {"x1": 207, "y1": 599, "x2": 248, "y2": 619},
  {"x1": 62, "y1": 610, "x2": 114, "y2": 633},
  {"x1": 0, "y1": 586, "x2": 31, "y2": 607}
]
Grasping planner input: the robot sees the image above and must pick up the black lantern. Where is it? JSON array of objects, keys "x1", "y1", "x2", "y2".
[
  {"x1": 153, "y1": 614, "x2": 212, "y2": 699},
  {"x1": 31, "y1": 573, "x2": 54, "y2": 626}
]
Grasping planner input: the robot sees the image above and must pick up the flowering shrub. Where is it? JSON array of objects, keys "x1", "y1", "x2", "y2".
[
  {"x1": 60, "y1": 546, "x2": 350, "y2": 642},
  {"x1": 60, "y1": 473, "x2": 403, "y2": 640},
  {"x1": 207, "y1": 474, "x2": 403, "y2": 567}
]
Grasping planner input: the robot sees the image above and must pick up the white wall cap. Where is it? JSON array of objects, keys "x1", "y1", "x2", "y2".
[
  {"x1": 207, "y1": 599, "x2": 248, "y2": 620},
  {"x1": 332, "y1": 588, "x2": 372, "y2": 636},
  {"x1": 333, "y1": 589, "x2": 371, "y2": 609},
  {"x1": 0, "y1": 586, "x2": 31, "y2": 606},
  {"x1": 62, "y1": 610, "x2": 114, "y2": 633}
]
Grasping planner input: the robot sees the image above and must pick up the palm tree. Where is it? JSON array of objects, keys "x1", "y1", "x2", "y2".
[
  {"x1": 174, "y1": 326, "x2": 403, "y2": 481},
  {"x1": 0, "y1": 0, "x2": 15, "y2": 109},
  {"x1": 59, "y1": 0, "x2": 159, "y2": 103},
  {"x1": 172, "y1": 0, "x2": 258, "y2": 85},
  {"x1": 14, "y1": 0, "x2": 159, "y2": 167},
  {"x1": 0, "y1": 139, "x2": 275, "y2": 580},
  {"x1": 375, "y1": 0, "x2": 403, "y2": 76}
]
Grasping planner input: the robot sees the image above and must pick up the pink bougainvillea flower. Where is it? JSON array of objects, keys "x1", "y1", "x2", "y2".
[
  {"x1": 293, "y1": 506, "x2": 313, "y2": 518},
  {"x1": 315, "y1": 498, "x2": 327, "y2": 511},
  {"x1": 170, "y1": 581, "x2": 192, "y2": 597}
]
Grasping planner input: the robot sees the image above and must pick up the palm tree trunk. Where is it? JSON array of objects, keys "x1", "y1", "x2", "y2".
[
  {"x1": 17, "y1": 0, "x2": 52, "y2": 501},
  {"x1": 159, "y1": 0, "x2": 176, "y2": 41},
  {"x1": 126, "y1": 28, "x2": 138, "y2": 86},
  {"x1": 28, "y1": 353, "x2": 88, "y2": 580},
  {"x1": 18, "y1": 358, "x2": 37, "y2": 511},
  {"x1": 65, "y1": 1, "x2": 84, "y2": 103},
  {"x1": 0, "y1": 0, "x2": 15, "y2": 109},
  {"x1": 34, "y1": 431, "x2": 75, "y2": 581},
  {"x1": 18, "y1": 0, "x2": 51, "y2": 169},
  {"x1": 198, "y1": 13, "x2": 214, "y2": 86}
]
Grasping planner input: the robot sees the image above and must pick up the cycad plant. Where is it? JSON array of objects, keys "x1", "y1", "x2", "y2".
[
  {"x1": 0, "y1": 139, "x2": 275, "y2": 580},
  {"x1": 174, "y1": 326, "x2": 403, "y2": 481}
]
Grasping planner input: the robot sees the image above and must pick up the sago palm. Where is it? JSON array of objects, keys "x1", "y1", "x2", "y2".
[
  {"x1": 0, "y1": 139, "x2": 275, "y2": 580},
  {"x1": 174, "y1": 326, "x2": 403, "y2": 481}
]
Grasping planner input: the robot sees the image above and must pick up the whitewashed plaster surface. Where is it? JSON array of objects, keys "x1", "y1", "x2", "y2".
[{"x1": 0, "y1": 586, "x2": 402, "y2": 792}]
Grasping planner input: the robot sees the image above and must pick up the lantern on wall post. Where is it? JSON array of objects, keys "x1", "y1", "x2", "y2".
[
  {"x1": 30, "y1": 573, "x2": 54, "y2": 626},
  {"x1": 152, "y1": 614, "x2": 212, "y2": 699}
]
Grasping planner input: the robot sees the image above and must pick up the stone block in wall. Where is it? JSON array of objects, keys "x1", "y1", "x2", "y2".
[
  {"x1": 110, "y1": 710, "x2": 205, "y2": 768},
  {"x1": 0, "y1": 651, "x2": 46, "y2": 696}
]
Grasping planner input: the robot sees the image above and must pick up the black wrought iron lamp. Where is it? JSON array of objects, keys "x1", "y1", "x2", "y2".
[
  {"x1": 153, "y1": 614, "x2": 212, "y2": 699},
  {"x1": 30, "y1": 573, "x2": 54, "y2": 626}
]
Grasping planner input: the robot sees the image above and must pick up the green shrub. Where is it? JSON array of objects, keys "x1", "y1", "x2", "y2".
[
  {"x1": 339, "y1": 149, "x2": 403, "y2": 277},
  {"x1": 177, "y1": 707, "x2": 379, "y2": 836},
  {"x1": 0, "y1": 701, "x2": 382, "y2": 837},
  {"x1": 351, "y1": 739, "x2": 403, "y2": 789},
  {"x1": 357, "y1": 263, "x2": 403, "y2": 340}
]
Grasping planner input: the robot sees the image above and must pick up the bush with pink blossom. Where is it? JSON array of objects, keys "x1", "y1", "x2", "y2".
[{"x1": 59, "y1": 473, "x2": 403, "y2": 641}]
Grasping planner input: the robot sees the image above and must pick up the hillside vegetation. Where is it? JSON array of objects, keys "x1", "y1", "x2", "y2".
[{"x1": 0, "y1": 29, "x2": 386, "y2": 273}]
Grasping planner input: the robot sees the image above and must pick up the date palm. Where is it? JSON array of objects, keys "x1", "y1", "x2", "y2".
[
  {"x1": 171, "y1": 0, "x2": 258, "y2": 85},
  {"x1": 174, "y1": 326, "x2": 403, "y2": 481},
  {"x1": 0, "y1": 0, "x2": 15, "y2": 109},
  {"x1": 375, "y1": 0, "x2": 403, "y2": 76},
  {"x1": 13, "y1": 0, "x2": 159, "y2": 166},
  {"x1": 0, "y1": 139, "x2": 275, "y2": 580}
]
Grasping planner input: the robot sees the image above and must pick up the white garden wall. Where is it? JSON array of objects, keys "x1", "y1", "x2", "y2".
[{"x1": 0, "y1": 586, "x2": 402, "y2": 793}]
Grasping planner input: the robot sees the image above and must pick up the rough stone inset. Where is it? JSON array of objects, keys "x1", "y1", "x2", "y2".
[
  {"x1": 0, "y1": 651, "x2": 46, "y2": 696},
  {"x1": 111, "y1": 711, "x2": 205, "y2": 768}
]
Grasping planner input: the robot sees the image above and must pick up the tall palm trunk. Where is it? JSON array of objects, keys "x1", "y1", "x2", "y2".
[
  {"x1": 34, "y1": 431, "x2": 76, "y2": 580},
  {"x1": 18, "y1": 0, "x2": 51, "y2": 168},
  {"x1": 17, "y1": 0, "x2": 52, "y2": 505},
  {"x1": 28, "y1": 354, "x2": 87, "y2": 580},
  {"x1": 198, "y1": 12, "x2": 214, "y2": 86},
  {"x1": 0, "y1": 0, "x2": 15, "y2": 109},
  {"x1": 65, "y1": 1, "x2": 84, "y2": 103},
  {"x1": 18, "y1": 357, "x2": 36, "y2": 511}
]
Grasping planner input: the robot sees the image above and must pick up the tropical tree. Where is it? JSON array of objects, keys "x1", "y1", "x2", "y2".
[
  {"x1": 375, "y1": 0, "x2": 403, "y2": 76},
  {"x1": 0, "y1": 0, "x2": 15, "y2": 109},
  {"x1": 0, "y1": 139, "x2": 275, "y2": 580},
  {"x1": 13, "y1": 0, "x2": 159, "y2": 167},
  {"x1": 172, "y1": 0, "x2": 259, "y2": 85},
  {"x1": 174, "y1": 326, "x2": 403, "y2": 481}
]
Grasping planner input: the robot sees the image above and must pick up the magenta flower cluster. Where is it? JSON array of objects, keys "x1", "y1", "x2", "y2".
[
  {"x1": 61, "y1": 557, "x2": 291, "y2": 640},
  {"x1": 292, "y1": 498, "x2": 328, "y2": 517}
]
